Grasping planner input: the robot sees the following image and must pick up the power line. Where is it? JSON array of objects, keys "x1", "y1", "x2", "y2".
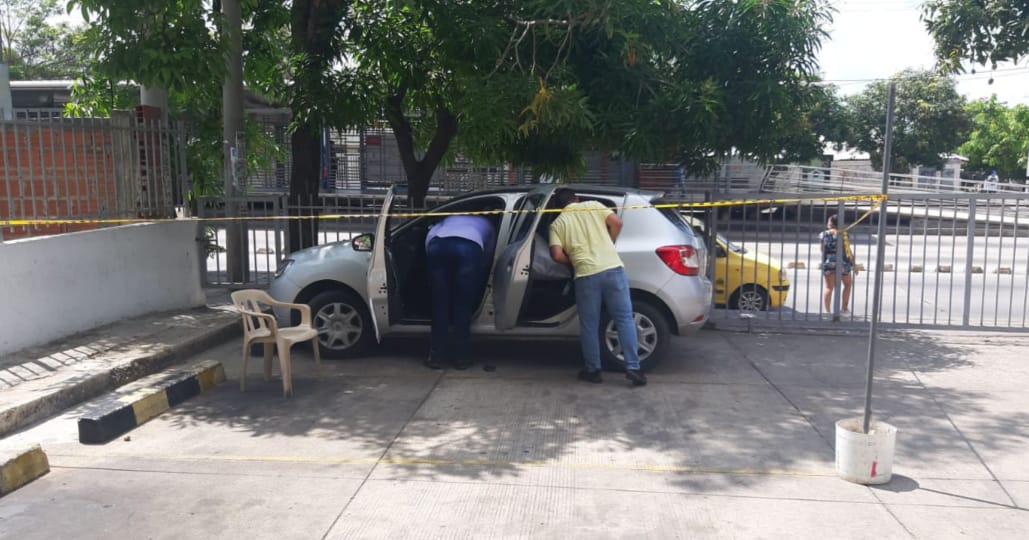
[{"x1": 817, "y1": 65, "x2": 1028, "y2": 85}]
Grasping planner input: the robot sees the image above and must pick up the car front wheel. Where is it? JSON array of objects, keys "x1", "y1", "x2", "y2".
[
  {"x1": 731, "y1": 285, "x2": 768, "y2": 312},
  {"x1": 308, "y1": 289, "x2": 375, "y2": 358},
  {"x1": 599, "y1": 300, "x2": 669, "y2": 372}
]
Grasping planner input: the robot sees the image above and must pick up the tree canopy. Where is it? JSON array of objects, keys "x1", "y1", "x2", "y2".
[
  {"x1": 923, "y1": 0, "x2": 1029, "y2": 72},
  {"x1": 63, "y1": 0, "x2": 841, "y2": 235},
  {"x1": 958, "y1": 96, "x2": 1029, "y2": 181},
  {"x1": 844, "y1": 69, "x2": 972, "y2": 173},
  {"x1": 0, "y1": 0, "x2": 88, "y2": 79},
  {"x1": 343, "y1": 0, "x2": 838, "y2": 206}
]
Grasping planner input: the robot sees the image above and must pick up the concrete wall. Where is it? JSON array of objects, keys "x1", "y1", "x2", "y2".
[{"x1": 0, "y1": 221, "x2": 205, "y2": 356}]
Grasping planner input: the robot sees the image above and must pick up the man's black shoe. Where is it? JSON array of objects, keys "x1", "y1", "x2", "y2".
[
  {"x1": 424, "y1": 356, "x2": 443, "y2": 370},
  {"x1": 577, "y1": 369, "x2": 603, "y2": 384},
  {"x1": 625, "y1": 369, "x2": 647, "y2": 386},
  {"x1": 454, "y1": 359, "x2": 473, "y2": 370}
]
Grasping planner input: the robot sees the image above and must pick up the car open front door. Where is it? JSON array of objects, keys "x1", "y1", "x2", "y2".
[
  {"x1": 492, "y1": 189, "x2": 551, "y2": 330},
  {"x1": 366, "y1": 187, "x2": 399, "y2": 342}
]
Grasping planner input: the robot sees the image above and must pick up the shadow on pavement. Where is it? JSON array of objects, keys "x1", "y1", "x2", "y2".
[{"x1": 144, "y1": 328, "x2": 1027, "y2": 499}]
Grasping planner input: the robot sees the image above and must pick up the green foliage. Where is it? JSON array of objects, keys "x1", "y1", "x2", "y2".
[
  {"x1": 958, "y1": 97, "x2": 1029, "y2": 181},
  {"x1": 68, "y1": 0, "x2": 292, "y2": 200},
  {"x1": 70, "y1": 0, "x2": 224, "y2": 94},
  {"x1": 201, "y1": 226, "x2": 226, "y2": 259},
  {"x1": 923, "y1": 0, "x2": 1029, "y2": 72},
  {"x1": 63, "y1": 76, "x2": 137, "y2": 117},
  {"x1": 844, "y1": 69, "x2": 972, "y2": 173},
  {"x1": 0, "y1": 0, "x2": 88, "y2": 79},
  {"x1": 69, "y1": 0, "x2": 839, "y2": 206},
  {"x1": 348, "y1": 0, "x2": 837, "y2": 188}
]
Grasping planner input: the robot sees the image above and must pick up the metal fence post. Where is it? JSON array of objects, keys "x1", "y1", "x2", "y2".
[
  {"x1": 862, "y1": 82, "x2": 895, "y2": 434},
  {"x1": 833, "y1": 199, "x2": 846, "y2": 320},
  {"x1": 197, "y1": 201, "x2": 209, "y2": 288},
  {"x1": 963, "y1": 197, "x2": 977, "y2": 326}
]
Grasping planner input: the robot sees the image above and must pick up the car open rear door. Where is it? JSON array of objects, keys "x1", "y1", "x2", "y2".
[
  {"x1": 492, "y1": 189, "x2": 550, "y2": 330},
  {"x1": 366, "y1": 187, "x2": 399, "y2": 342}
]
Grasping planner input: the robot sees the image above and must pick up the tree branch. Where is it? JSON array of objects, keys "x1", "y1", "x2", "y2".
[
  {"x1": 384, "y1": 81, "x2": 417, "y2": 181},
  {"x1": 422, "y1": 102, "x2": 458, "y2": 168},
  {"x1": 543, "y1": 16, "x2": 574, "y2": 82}
]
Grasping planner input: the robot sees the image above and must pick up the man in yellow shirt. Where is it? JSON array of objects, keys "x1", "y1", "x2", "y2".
[{"x1": 549, "y1": 188, "x2": 646, "y2": 386}]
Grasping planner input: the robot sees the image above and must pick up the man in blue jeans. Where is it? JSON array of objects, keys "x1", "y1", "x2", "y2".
[
  {"x1": 548, "y1": 188, "x2": 646, "y2": 386},
  {"x1": 425, "y1": 215, "x2": 496, "y2": 370}
]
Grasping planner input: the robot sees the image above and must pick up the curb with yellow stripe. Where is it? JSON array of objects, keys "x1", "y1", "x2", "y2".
[
  {"x1": 78, "y1": 360, "x2": 225, "y2": 444},
  {"x1": 0, "y1": 444, "x2": 50, "y2": 497}
]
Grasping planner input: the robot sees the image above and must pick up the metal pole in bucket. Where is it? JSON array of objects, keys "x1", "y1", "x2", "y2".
[{"x1": 863, "y1": 83, "x2": 896, "y2": 434}]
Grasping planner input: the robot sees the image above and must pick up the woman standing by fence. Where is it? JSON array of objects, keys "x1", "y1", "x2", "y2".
[{"x1": 821, "y1": 214, "x2": 857, "y2": 314}]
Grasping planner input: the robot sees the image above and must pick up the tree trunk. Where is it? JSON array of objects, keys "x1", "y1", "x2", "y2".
[
  {"x1": 384, "y1": 85, "x2": 458, "y2": 209},
  {"x1": 288, "y1": 0, "x2": 348, "y2": 250},
  {"x1": 288, "y1": 124, "x2": 321, "y2": 251}
]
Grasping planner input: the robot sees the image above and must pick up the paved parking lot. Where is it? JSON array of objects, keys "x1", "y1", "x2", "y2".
[{"x1": 2, "y1": 327, "x2": 1029, "y2": 539}]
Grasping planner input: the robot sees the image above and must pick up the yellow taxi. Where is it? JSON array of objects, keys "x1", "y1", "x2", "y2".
[{"x1": 683, "y1": 216, "x2": 790, "y2": 311}]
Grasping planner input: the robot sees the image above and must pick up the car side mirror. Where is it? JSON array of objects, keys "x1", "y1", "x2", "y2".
[{"x1": 352, "y1": 233, "x2": 374, "y2": 252}]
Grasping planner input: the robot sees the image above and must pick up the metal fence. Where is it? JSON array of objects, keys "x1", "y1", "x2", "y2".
[
  {"x1": 1, "y1": 108, "x2": 188, "y2": 241},
  {"x1": 197, "y1": 192, "x2": 404, "y2": 286},
  {"x1": 243, "y1": 116, "x2": 629, "y2": 195},
  {"x1": 700, "y1": 192, "x2": 1029, "y2": 330},
  {"x1": 9, "y1": 107, "x2": 1026, "y2": 330},
  {"x1": 199, "y1": 183, "x2": 1029, "y2": 331}
]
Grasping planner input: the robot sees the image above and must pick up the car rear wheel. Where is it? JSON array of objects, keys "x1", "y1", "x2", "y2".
[
  {"x1": 731, "y1": 285, "x2": 768, "y2": 312},
  {"x1": 599, "y1": 300, "x2": 669, "y2": 372},
  {"x1": 308, "y1": 289, "x2": 375, "y2": 358}
]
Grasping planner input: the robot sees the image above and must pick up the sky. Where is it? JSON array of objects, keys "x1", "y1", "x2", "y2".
[{"x1": 818, "y1": 0, "x2": 1029, "y2": 105}]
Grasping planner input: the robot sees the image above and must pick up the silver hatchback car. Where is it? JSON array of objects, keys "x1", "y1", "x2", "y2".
[{"x1": 269, "y1": 184, "x2": 712, "y2": 371}]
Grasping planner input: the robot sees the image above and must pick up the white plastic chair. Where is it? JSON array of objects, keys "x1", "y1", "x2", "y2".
[{"x1": 230, "y1": 289, "x2": 321, "y2": 398}]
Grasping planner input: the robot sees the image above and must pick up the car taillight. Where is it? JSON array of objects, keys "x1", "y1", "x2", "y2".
[{"x1": 656, "y1": 245, "x2": 700, "y2": 276}]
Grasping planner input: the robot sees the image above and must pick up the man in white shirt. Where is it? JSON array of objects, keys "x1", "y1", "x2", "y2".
[{"x1": 425, "y1": 215, "x2": 496, "y2": 369}]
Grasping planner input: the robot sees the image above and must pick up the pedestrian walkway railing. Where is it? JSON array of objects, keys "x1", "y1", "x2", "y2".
[
  {"x1": 699, "y1": 192, "x2": 1029, "y2": 330},
  {"x1": 758, "y1": 164, "x2": 1027, "y2": 196}
]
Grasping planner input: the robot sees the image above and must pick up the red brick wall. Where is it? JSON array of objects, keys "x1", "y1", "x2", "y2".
[{"x1": 1, "y1": 124, "x2": 118, "y2": 239}]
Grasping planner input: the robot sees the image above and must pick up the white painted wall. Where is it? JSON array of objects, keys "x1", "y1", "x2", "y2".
[{"x1": 0, "y1": 222, "x2": 206, "y2": 356}]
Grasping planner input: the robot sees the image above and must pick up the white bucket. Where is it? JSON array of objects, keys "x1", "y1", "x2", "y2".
[{"x1": 835, "y1": 417, "x2": 897, "y2": 484}]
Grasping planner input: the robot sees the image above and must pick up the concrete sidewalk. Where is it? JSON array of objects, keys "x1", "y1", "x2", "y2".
[
  {"x1": 2, "y1": 313, "x2": 1028, "y2": 538},
  {"x1": 0, "y1": 299, "x2": 240, "y2": 438}
]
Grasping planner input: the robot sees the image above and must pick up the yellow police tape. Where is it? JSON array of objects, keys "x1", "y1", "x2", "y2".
[{"x1": 0, "y1": 193, "x2": 886, "y2": 227}]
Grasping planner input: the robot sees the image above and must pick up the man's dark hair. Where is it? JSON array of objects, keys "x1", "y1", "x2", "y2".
[{"x1": 552, "y1": 188, "x2": 577, "y2": 209}]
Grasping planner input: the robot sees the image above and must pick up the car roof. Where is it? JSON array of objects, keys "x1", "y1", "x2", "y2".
[{"x1": 439, "y1": 184, "x2": 665, "y2": 202}]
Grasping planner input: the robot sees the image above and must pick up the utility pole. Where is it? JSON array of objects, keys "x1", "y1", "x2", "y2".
[{"x1": 223, "y1": 0, "x2": 248, "y2": 282}]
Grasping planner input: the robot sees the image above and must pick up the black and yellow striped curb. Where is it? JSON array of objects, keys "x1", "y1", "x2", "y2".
[
  {"x1": 0, "y1": 444, "x2": 50, "y2": 497},
  {"x1": 0, "y1": 311, "x2": 240, "y2": 439},
  {"x1": 78, "y1": 360, "x2": 225, "y2": 444}
]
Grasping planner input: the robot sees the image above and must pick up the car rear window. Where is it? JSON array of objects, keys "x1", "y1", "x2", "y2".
[{"x1": 656, "y1": 206, "x2": 698, "y2": 238}]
